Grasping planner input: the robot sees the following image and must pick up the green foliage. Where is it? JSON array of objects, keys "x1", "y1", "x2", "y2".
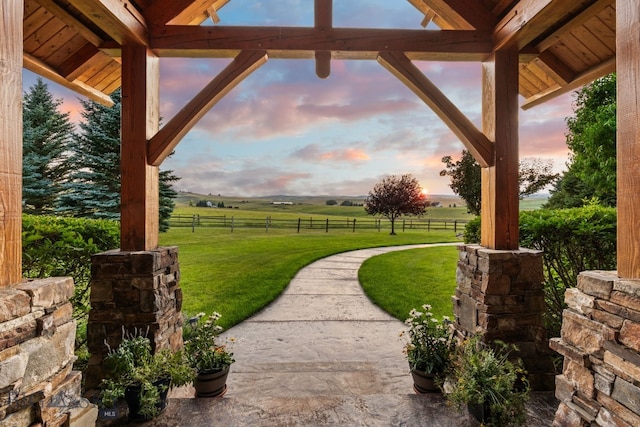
[
  {"x1": 519, "y1": 204, "x2": 616, "y2": 336},
  {"x1": 441, "y1": 150, "x2": 481, "y2": 215},
  {"x1": 446, "y1": 336, "x2": 530, "y2": 427},
  {"x1": 325, "y1": 199, "x2": 338, "y2": 205},
  {"x1": 402, "y1": 305, "x2": 454, "y2": 374},
  {"x1": 22, "y1": 214, "x2": 119, "y2": 359},
  {"x1": 57, "y1": 89, "x2": 122, "y2": 219},
  {"x1": 183, "y1": 312, "x2": 235, "y2": 373},
  {"x1": 441, "y1": 151, "x2": 559, "y2": 215},
  {"x1": 22, "y1": 78, "x2": 74, "y2": 214},
  {"x1": 463, "y1": 205, "x2": 617, "y2": 337},
  {"x1": 463, "y1": 217, "x2": 481, "y2": 244},
  {"x1": 56, "y1": 89, "x2": 179, "y2": 230},
  {"x1": 546, "y1": 74, "x2": 616, "y2": 208},
  {"x1": 100, "y1": 331, "x2": 194, "y2": 420},
  {"x1": 364, "y1": 174, "x2": 429, "y2": 235}
]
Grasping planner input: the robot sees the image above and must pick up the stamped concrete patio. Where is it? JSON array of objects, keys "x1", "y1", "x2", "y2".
[{"x1": 136, "y1": 243, "x2": 557, "y2": 426}]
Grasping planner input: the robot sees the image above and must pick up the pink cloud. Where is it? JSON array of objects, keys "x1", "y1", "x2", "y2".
[{"x1": 291, "y1": 144, "x2": 370, "y2": 163}]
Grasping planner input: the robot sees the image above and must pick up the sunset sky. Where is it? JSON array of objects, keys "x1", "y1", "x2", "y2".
[{"x1": 23, "y1": 0, "x2": 576, "y2": 197}]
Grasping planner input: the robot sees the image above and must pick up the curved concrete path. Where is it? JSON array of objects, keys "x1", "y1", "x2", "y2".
[{"x1": 147, "y1": 244, "x2": 557, "y2": 426}]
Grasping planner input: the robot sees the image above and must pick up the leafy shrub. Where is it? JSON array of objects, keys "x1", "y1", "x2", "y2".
[
  {"x1": 519, "y1": 204, "x2": 616, "y2": 336},
  {"x1": 22, "y1": 214, "x2": 120, "y2": 351},
  {"x1": 462, "y1": 205, "x2": 616, "y2": 337}
]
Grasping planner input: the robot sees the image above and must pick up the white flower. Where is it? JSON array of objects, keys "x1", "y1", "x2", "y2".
[
  {"x1": 431, "y1": 318, "x2": 439, "y2": 323},
  {"x1": 442, "y1": 316, "x2": 451, "y2": 321},
  {"x1": 422, "y1": 304, "x2": 432, "y2": 311}
]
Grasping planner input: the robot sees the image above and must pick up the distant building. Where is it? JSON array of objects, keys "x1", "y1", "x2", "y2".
[{"x1": 272, "y1": 201, "x2": 293, "y2": 205}]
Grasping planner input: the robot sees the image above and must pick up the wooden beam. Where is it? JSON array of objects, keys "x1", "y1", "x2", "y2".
[
  {"x1": 145, "y1": 0, "x2": 218, "y2": 26},
  {"x1": 33, "y1": 0, "x2": 104, "y2": 46},
  {"x1": 533, "y1": 50, "x2": 575, "y2": 85},
  {"x1": 481, "y1": 46, "x2": 520, "y2": 250},
  {"x1": 314, "y1": 0, "x2": 332, "y2": 79},
  {"x1": 378, "y1": 51, "x2": 494, "y2": 168},
  {"x1": 417, "y1": 0, "x2": 496, "y2": 31},
  {"x1": 616, "y1": 0, "x2": 640, "y2": 278},
  {"x1": 522, "y1": 57, "x2": 615, "y2": 109},
  {"x1": 148, "y1": 50, "x2": 268, "y2": 166},
  {"x1": 57, "y1": 42, "x2": 103, "y2": 80},
  {"x1": 150, "y1": 26, "x2": 493, "y2": 60},
  {"x1": 120, "y1": 44, "x2": 159, "y2": 251},
  {"x1": 493, "y1": 0, "x2": 591, "y2": 51},
  {"x1": 68, "y1": 0, "x2": 148, "y2": 45},
  {"x1": 534, "y1": 0, "x2": 613, "y2": 52},
  {"x1": 23, "y1": 53, "x2": 115, "y2": 106},
  {"x1": 0, "y1": 0, "x2": 23, "y2": 287}
]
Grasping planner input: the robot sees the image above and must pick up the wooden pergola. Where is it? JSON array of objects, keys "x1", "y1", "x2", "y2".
[{"x1": 1, "y1": 0, "x2": 636, "y2": 286}]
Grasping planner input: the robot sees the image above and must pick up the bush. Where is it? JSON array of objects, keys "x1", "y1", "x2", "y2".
[
  {"x1": 22, "y1": 214, "x2": 120, "y2": 351},
  {"x1": 325, "y1": 199, "x2": 337, "y2": 206},
  {"x1": 519, "y1": 204, "x2": 616, "y2": 336},
  {"x1": 462, "y1": 205, "x2": 616, "y2": 337}
]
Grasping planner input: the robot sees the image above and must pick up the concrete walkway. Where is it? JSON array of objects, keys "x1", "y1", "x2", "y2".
[{"x1": 141, "y1": 244, "x2": 557, "y2": 426}]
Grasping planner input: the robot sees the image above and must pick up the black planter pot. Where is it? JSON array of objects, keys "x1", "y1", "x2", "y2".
[
  {"x1": 124, "y1": 377, "x2": 171, "y2": 422},
  {"x1": 194, "y1": 367, "x2": 229, "y2": 397},
  {"x1": 410, "y1": 369, "x2": 441, "y2": 393},
  {"x1": 467, "y1": 401, "x2": 492, "y2": 424}
]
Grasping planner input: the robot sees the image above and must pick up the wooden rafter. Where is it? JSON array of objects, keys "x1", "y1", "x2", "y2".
[
  {"x1": 67, "y1": 0, "x2": 148, "y2": 45},
  {"x1": 33, "y1": 0, "x2": 103, "y2": 46},
  {"x1": 534, "y1": 0, "x2": 612, "y2": 52},
  {"x1": 533, "y1": 51, "x2": 575, "y2": 85},
  {"x1": 145, "y1": 0, "x2": 228, "y2": 26},
  {"x1": 493, "y1": 0, "x2": 591, "y2": 51},
  {"x1": 522, "y1": 57, "x2": 615, "y2": 109},
  {"x1": 378, "y1": 51, "x2": 494, "y2": 168},
  {"x1": 23, "y1": 53, "x2": 114, "y2": 106},
  {"x1": 411, "y1": 0, "x2": 496, "y2": 31},
  {"x1": 150, "y1": 26, "x2": 493, "y2": 60},
  {"x1": 148, "y1": 50, "x2": 268, "y2": 166}
]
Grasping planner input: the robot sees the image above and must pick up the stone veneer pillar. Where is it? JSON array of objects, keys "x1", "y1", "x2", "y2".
[
  {"x1": 0, "y1": 277, "x2": 96, "y2": 426},
  {"x1": 85, "y1": 246, "x2": 183, "y2": 390},
  {"x1": 551, "y1": 271, "x2": 640, "y2": 426},
  {"x1": 453, "y1": 244, "x2": 555, "y2": 391}
]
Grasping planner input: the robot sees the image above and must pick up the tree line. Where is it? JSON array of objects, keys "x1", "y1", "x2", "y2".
[{"x1": 22, "y1": 79, "x2": 179, "y2": 231}]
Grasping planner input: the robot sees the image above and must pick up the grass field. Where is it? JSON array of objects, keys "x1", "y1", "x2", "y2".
[{"x1": 159, "y1": 226, "x2": 461, "y2": 329}]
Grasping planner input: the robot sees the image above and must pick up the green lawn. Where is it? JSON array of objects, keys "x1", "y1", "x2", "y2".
[
  {"x1": 358, "y1": 246, "x2": 459, "y2": 321},
  {"x1": 159, "y1": 227, "x2": 460, "y2": 329}
]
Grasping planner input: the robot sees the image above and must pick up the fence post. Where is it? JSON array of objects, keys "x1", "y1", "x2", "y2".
[
  {"x1": 352, "y1": 218, "x2": 356, "y2": 232},
  {"x1": 402, "y1": 219, "x2": 405, "y2": 232},
  {"x1": 377, "y1": 219, "x2": 381, "y2": 232},
  {"x1": 428, "y1": 219, "x2": 431, "y2": 231},
  {"x1": 231, "y1": 216, "x2": 234, "y2": 233},
  {"x1": 266, "y1": 216, "x2": 269, "y2": 233},
  {"x1": 297, "y1": 218, "x2": 301, "y2": 233},
  {"x1": 192, "y1": 215, "x2": 195, "y2": 233},
  {"x1": 325, "y1": 218, "x2": 329, "y2": 233},
  {"x1": 454, "y1": 220, "x2": 457, "y2": 233}
]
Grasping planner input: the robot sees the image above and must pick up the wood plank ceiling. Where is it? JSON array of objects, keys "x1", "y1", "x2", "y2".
[{"x1": 23, "y1": 0, "x2": 615, "y2": 109}]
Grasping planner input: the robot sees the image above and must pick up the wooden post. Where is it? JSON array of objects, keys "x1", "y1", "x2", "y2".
[
  {"x1": 0, "y1": 0, "x2": 23, "y2": 287},
  {"x1": 481, "y1": 46, "x2": 520, "y2": 250},
  {"x1": 120, "y1": 44, "x2": 159, "y2": 251},
  {"x1": 617, "y1": 0, "x2": 640, "y2": 278}
]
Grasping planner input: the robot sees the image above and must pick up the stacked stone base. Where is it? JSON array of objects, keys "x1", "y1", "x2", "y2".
[
  {"x1": 0, "y1": 277, "x2": 89, "y2": 427},
  {"x1": 86, "y1": 247, "x2": 183, "y2": 390},
  {"x1": 552, "y1": 271, "x2": 640, "y2": 426},
  {"x1": 453, "y1": 244, "x2": 556, "y2": 391}
]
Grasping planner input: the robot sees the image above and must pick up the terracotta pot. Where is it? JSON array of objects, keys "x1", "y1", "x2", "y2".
[
  {"x1": 194, "y1": 367, "x2": 229, "y2": 397},
  {"x1": 124, "y1": 377, "x2": 170, "y2": 421},
  {"x1": 410, "y1": 369, "x2": 441, "y2": 393}
]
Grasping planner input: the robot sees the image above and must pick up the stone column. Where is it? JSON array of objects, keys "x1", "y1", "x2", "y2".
[
  {"x1": 0, "y1": 278, "x2": 93, "y2": 426},
  {"x1": 453, "y1": 244, "x2": 555, "y2": 391},
  {"x1": 551, "y1": 271, "x2": 640, "y2": 426},
  {"x1": 85, "y1": 247, "x2": 183, "y2": 389}
]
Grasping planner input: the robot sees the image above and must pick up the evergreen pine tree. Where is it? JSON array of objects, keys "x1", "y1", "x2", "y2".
[
  {"x1": 57, "y1": 89, "x2": 180, "y2": 228},
  {"x1": 57, "y1": 90, "x2": 122, "y2": 219},
  {"x1": 22, "y1": 78, "x2": 74, "y2": 213}
]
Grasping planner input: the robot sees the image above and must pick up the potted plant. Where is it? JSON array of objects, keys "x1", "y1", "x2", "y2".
[
  {"x1": 445, "y1": 334, "x2": 530, "y2": 426},
  {"x1": 99, "y1": 329, "x2": 195, "y2": 421},
  {"x1": 184, "y1": 311, "x2": 235, "y2": 397},
  {"x1": 401, "y1": 304, "x2": 454, "y2": 393}
]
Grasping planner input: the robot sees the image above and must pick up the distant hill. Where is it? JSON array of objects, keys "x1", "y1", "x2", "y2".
[{"x1": 175, "y1": 191, "x2": 466, "y2": 207}]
